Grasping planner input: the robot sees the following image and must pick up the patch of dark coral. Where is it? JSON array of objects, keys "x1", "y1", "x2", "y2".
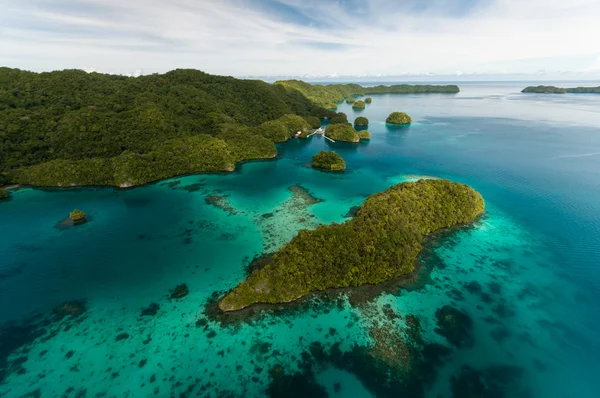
[
  {"x1": 170, "y1": 284, "x2": 189, "y2": 299},
  {"x1": 141, "y1": 302, "x2": 160, "y2": 317},
  {"x1": 115, "y1": 333, "x2": 129, "y2": 341},
  {"x1": 343, "y1": 206, "x2": 360, "y2": 218},
  {"x1": 205, "y1": 194, "x2": 237, "y2": 215},
  {"x1": 52, "y1": 300, "x2": 87, "y2": 320},
  {"x1": 450, "y1": 365, "x2": 529, "y2": 398},
  {"x1": 1, "y1": 301, "x2": 88, "y2": 384},
  {"x1": 266, "y1": 364, "x2": 328, "y2": 398},
  {"x1": 307, "y1": 341, "x2": 449, "y2": 398},
  {"x1": 435, "y1": 306, "x2": 475, "y2": 348},
  {"x1": 181, "y1": 182, "x2": 206, "y2": 192}
]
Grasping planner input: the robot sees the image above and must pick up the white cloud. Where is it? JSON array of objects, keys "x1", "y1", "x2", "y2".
[{"x1": 1, "y1": 0, "x2": 600, "y2": 79}]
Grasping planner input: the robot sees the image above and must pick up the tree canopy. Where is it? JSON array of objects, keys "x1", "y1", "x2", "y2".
[
  {"x1": 219, "y1": 179, "x2": 485, "y2": 311},
  {"x1": 69, "y1": 209, "x2": 86, "y2": 222},
  {"x1": 329, "y1": 113, "x2": 350, "y2": 125},
  {"x1": 0, "y1": 188, "x2": 8, "y2": 200},
  {"x1": 312, "y1": 151, "x2": 346, "y2": 171},
  {"x1": 365, "y1": 97, "x2": 372, "y2": 103},
  {"x1": 274, "y1": 80, "x2": 459, "y2": 107},
  {"x1": 346, "y1": 97, "x2": 356, "y2": 104},
  {"x1": 358, "y1": 130, "x2": 371, "y2": 140},
  {"x1": 326, "y1": 124, "x2": 359, "y2": 142},
  {"x1": 352, "y1": 100, "x2": 366, "y2": 110},
  {"x1": 0, "y1": 68, "x2": 335, "y2": 187},
  {"x1": 354, "y1": 116, "x2": 369, "y2": 126},
  {"x1": 304, "y1": 116, "x2": 321, "y2": 129},
  {"x1": 522, "y1": 85, "x2": 600, "y2": 94},
  {"x1": 386, "y1": 112, "x2": 412, "y2": 125}
]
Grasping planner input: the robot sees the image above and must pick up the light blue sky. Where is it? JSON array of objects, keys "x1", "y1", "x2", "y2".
[{"x1": 1, "y1": 0, "x2": 600, "y2": 80}]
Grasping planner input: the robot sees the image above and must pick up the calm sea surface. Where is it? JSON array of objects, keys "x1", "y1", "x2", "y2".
[{"x1": 1, "y1": 82, "x2": 600, "y2": 397}]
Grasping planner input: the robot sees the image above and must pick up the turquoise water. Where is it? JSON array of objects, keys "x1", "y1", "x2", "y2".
[{"x1": 1, "y1": 82, "x2": 600, "y2": 397}]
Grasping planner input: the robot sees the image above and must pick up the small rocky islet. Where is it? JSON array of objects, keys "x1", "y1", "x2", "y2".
[
  {"x1": 69, "y1": 209, "x2": 87, "y2": 225},
  {"x1": 386, "y1": 111, "x2": 412, "y2": 125},
  {"x1": 311, "y1": 151, "x2": 346, "y2": 172}
]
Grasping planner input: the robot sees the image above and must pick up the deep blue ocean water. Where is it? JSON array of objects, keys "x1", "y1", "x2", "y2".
[{"x1": 1, "y1": 82, "x2": 600, "y2": 397}]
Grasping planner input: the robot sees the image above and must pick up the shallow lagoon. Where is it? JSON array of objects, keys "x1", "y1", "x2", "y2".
[{"x1": 1, "y1": 82, "x2": 600, "y2": 397}]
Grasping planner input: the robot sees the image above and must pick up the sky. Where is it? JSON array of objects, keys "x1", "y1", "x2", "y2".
[{"x1": 1, "y1": 0, "x2": 600, "y2": 80}]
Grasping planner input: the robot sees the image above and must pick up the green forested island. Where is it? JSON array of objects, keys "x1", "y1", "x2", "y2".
[
  {"x1": 386, "y1": 112, "x2": 412, "y2": 125},
  {"x1": 326, "y1": 124, "x2": 360, "y2": 142},
  {"x1": 219, "y1": 179, "x2": 485, "y2": 311},
  {"x1": 354, "y1": 116, "x2": 369, "y2": 127},
  {"x1": 274, "y1": 80, "x2": 460, "y2": 107},
  {"x1": 346, "y1": 97, "x2": 356, "y2": 104},
  {"x1": 0, "y1": 68, "x2": 337, "y2": 187},
  {"x1": 522, "y1": 85, "x2": 600, "y2": 94},
  {"x1": 365, "y1": 97, "x2": 372, "y2": 104},
  {"x1": 311, "y1": 151, "x2": 346, "y2": 171},
  {"x1": 352, "y1": 100, "x2": 366, "y2": 110},
  {"x1": 330, "y1": 113, "x2": 350, "y2": 125},
  {"x1": 358, "y1": 130, "x2": 371, "y2": 140},
  {"x1": 0, "y1": 188, "x2": 8, "y2": 200},
  {"x1": 69, "y1": 209, "x2": 87, "y2": 225},
  {"x1": 0, "y1": 68, "x2": 455, "y2": 188}
]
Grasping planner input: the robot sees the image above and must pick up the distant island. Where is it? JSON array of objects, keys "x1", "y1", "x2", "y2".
[
  {"x1": 386, "y1": 112, "x2": 412, "y2": 125},
  {"x1": 352, "y1": 100, "x2": 366, "y2": 110},
  {"x1": 365, "y1": 97, "x2": 372, "y2": 104},
  {"x1": 326, "y1": 124, "x2": 360, "y2": 142},
  {"x1": 219, "y1": 179, "x2": 485, "y2": 311},
  {"x1": 274, "y1": 80, "x2": 460, "y2": 107},
  {"x1": 522, "y1": 85, "x2": 600, "y2": 94},
  {"x1": 312, "y1": 151, "x2": 346, "y2": 171}
]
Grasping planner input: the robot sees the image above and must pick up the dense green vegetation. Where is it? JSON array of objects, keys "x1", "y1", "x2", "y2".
[
  {"x1": 522, "y1": 85, "x2": 600, "y2": 94},
  {"x1": 358, "y1": 130, "x2": 371, "y2": 140},
  {"x1": 346, "y1": 97, "x2": 356, "y2": 104},
  {"x1": 304, "y1": 116, "x2": 321, "y2": 129},
  {"x1": 326, "y1": 124, "x2": 360, "y2": 142},
  {"x1": 311, "y1": 151, "x2": 346, "y2": 171},
  {"x1": 365, "y1": 84, "x2": 459, "y2": 95},
  {"x1": 386, "y1": 112, "x2": 412, "y2": 125},
  {"x1": 352, "y1": 100, "x2": 366, "y2": 110},
  {"x1": 0, "y1": 188, "x2": 8, "y2": 200},
  {"x1": 327, "y1": 103, "x2": 338, "y2": 110},
  {"x1": 69, "y1": 209, "x2": 86, "y2": 223},
  {"x1": 219, "y1": 179, "x2": 485, "y2": 310},
  {"x1": 275, "y1": 80, "x2": 363, "y2": 107},
  {"x1": 329, "y1": 113, "x2": 350, "y2": 125},
  {"x1": 365, "y1": 97, "x2": 372, "y2": 103},
  {"x1": 11, "y1": 114, "x2": 312, "y2": 187},
  {"x1": 0, "y1": 68, "x2": 337, "y2": 187},
  {"x1": 354, "y1": 116, "x2": 369, "y2": 126},
  {"x1": 275, "y1": 80, "x2": 459, "y2": 107}
]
